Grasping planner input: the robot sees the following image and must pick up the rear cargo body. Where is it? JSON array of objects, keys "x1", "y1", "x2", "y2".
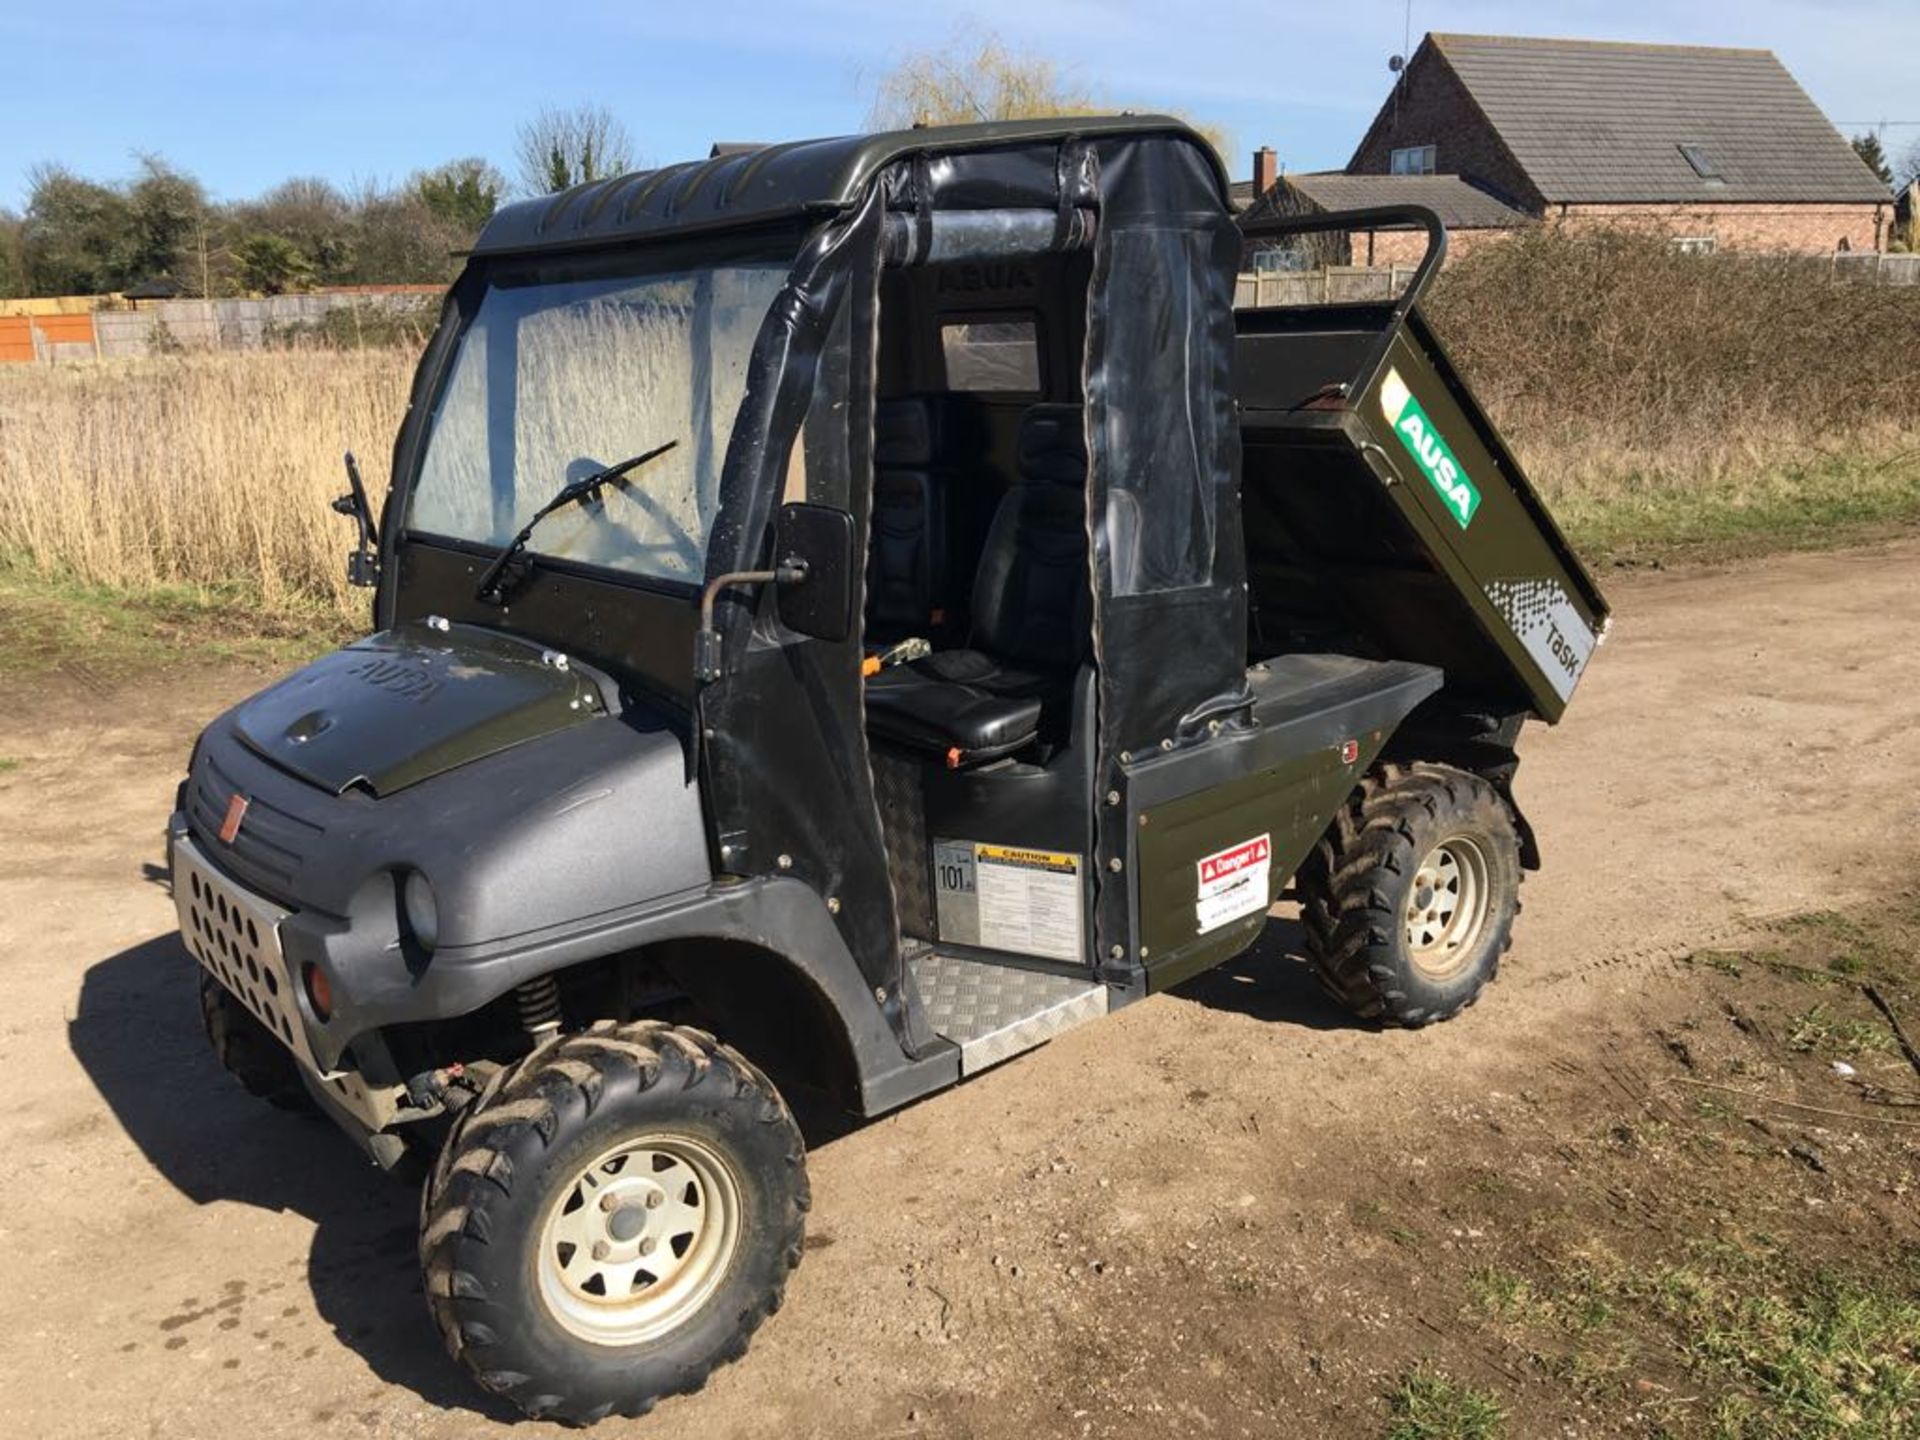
[{"x1": 1233, "y1": 211, "x2": 1610, "y2": 724}]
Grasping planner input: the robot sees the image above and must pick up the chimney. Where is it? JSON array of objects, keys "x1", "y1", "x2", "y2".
[{"x1": 1253, "y1": 146, "x2": 1279, "y2": 197}]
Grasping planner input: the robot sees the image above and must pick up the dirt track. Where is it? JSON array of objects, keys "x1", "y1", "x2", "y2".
[{"x1": 3, "y1": 542, "x2": 1918, "y2": 1439}]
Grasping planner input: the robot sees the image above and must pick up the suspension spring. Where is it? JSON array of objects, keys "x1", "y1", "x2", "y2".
[{"x1": 515, "y1": 974, "x2": 562, "y2": 1038}]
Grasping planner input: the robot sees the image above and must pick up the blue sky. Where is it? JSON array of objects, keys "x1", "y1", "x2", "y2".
[{"x1": 2, "y1": 0, "x2": 1915, "y2": 209}]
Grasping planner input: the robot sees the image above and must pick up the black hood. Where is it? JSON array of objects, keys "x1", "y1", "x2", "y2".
[{"x1": 232, "y1": 622, "x2": 611, "y2": 796}]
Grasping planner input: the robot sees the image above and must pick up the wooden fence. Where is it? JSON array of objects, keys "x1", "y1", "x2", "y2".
[
  {"x1": 1234, "y1": 265, "x2": 1418, "y2": 308},
  {"x1": 1833, "y1": 251, "x2": 1920, "y2": 286},
  {"x1": 0, "y1": 287, "x2": 444, "y2": 363}
]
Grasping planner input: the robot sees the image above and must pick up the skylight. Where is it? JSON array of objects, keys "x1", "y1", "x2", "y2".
[{"x1": 1678, "y1": 144, "x2": 1724, "y2": 184}]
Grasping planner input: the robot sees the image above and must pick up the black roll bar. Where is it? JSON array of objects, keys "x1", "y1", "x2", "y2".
[
  {"x1": 1235, "y1": 204, "x2": 1449, "y2": 402},
  {"x1": 1236, "y1": 203, "x2": 1449, "y2": 317}
]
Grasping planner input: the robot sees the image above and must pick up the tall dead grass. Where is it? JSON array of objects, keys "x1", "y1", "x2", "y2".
[
  {"x1": 0, "y1": 349, "x2": 414, "y2": 618},
  {"x1": 2, "y1": 227, "x2": 1917, "y2": 626}
]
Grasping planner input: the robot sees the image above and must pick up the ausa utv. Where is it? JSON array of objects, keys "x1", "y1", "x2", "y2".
[{"x1": 170, "y1": 119, "x2": 1609, "y2": 1421}]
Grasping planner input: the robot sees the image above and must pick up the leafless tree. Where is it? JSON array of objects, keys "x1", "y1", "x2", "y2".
[
  {"x1": 866, "y1": 25, "x2": 1231, "y2": 160},
  {"x1": 515, "y1": 105, "x2": 636, "y2": 195}
]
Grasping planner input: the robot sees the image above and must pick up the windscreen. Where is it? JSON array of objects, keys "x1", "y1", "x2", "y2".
[{"x1": 408, "y1": 256, "x2": 791, "y2": 586}]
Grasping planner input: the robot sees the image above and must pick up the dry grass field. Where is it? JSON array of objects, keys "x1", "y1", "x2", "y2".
[
  {"x1": 0, "y1": 349, "x2": 413, "y2": 622},
  {"x1": 1, "y1": 228, "x2": 1917, "y2": 637}
]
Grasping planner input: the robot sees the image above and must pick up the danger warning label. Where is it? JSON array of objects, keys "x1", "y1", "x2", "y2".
[{"x1": 1195, "y1": 834, "x2": 1272, "y2": 934}]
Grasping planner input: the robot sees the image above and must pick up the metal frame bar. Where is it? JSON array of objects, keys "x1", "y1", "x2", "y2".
[
  {"x1": 1235, "y1": 203, "x2": 1449, "y2": 405},
  {"x1": 1237, "y1": 203, "x2": 1448, "y2": 311}
]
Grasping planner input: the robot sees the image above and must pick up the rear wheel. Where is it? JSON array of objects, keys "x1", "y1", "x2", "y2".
[
  {"x1": 420, "y1": 1021, "x2": 808, "y2": 1424},
  {"x1": 1298, "y1": 763, "x2": 1521, "y2": 1026}
]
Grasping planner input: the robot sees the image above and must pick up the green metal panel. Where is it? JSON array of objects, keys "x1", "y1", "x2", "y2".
[
  {"x1": 1132, "y1": 743, "x2": 1361, "y2": 992},
  {"x1": 1352, "y1": 325, "x2": 1608, "y2": 723}
]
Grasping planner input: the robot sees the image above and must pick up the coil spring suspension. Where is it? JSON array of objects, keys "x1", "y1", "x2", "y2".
[{"x1": 515, "y1": 975, "x2": 562, "y2": 1040}]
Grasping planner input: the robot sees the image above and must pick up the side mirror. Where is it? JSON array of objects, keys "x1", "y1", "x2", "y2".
[
  {"x1": 333, "y1": 451, "x2": 380, "y2": 588},
  {"x1": 772, "y1": 502, "x2": 856, "y2": 643}
]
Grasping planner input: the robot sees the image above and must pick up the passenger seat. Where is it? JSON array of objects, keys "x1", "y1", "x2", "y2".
[
  {"x1": 864, "y1": 404, "x2": 1089, "y2": 765},
  {"x1": 866, "y1": 396, "x2": 986, "y2": 644}
]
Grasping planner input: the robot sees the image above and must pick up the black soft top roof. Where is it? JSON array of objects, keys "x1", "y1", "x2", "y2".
[{"x1": 471, "y1": 115, "x2": 1226, "y2": 257}]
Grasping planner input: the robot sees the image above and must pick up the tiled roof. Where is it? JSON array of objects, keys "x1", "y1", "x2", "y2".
[
  {"x1": 1274, "y1": 173, "x2": 1532, "y2": 228},
  {"x1": 1426, "y1": 33, "x2": 1891, "y2": 205}
]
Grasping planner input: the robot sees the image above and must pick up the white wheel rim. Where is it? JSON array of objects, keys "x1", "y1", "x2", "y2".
[
  {"x1": 1403, "y1": 835, "x2": 1491, "y2": 979},
  {"x1": 535, "y1": 1133, "x2": 742, "y2": 1347}
]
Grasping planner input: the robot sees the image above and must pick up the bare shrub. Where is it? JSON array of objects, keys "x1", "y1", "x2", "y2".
[{"x1": 1424, "y1": 223, "x2": 1920, "y2": 467}]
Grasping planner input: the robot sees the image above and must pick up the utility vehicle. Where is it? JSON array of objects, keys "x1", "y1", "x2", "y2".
[{"x1": 170, "y1": 119, "x2": 1609, "y2": 1423}]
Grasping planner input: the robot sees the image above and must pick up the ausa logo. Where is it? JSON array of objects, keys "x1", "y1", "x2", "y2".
[{"x1": 1380, "y1": 368, "x2": 1480, "y2": 529}]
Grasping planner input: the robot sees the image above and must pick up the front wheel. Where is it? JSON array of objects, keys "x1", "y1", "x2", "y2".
[
  {"x1": 1298, "y1": 763, "x2": 1522, "y2": 1026},
  {"x1": 420, "y1": 1021, "x2": 808, "y2": 1424},
  {"x1": 198, "y1": 971, "x2": 315, "y2": 1112}
]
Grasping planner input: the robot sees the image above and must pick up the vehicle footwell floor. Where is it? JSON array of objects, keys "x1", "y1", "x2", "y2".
[{"x1": 0, "y1": 540, "x2": 1916, "y2": 1439}]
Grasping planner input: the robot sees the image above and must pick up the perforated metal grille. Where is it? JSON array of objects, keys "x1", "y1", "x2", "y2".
[
  {"x1": 179, "y1": 849, "x2": 302, "y2": 1054},
  {"x1": 172, "y1": 835, "x2": 402, "y2": 1130}
]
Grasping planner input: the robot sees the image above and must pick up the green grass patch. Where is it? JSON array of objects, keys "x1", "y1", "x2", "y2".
[
  {"x1": 0, "y1": 563, "x2": 350, "y2": 678},
  {"x1": 1481, "y1": 1236, "x2": 1920, "y2": 1438},
  {"x1": 1544, "y1": 446, "x2": 1920, "y2": 570},
  {"x1": 0, "y1": 757, "x2": 17, "y2": 774},
  {"x1": 1784, "y1": 1004, "x2": 1895, "y2": 1058},
  {"x1": 1690, "y1": 949, "x2": 1751, "y2": 979},
  {"x1": 1651, "y1": 1262, "x2": 1920, "y2": 1439},
  {"x1": 1383, "y1": 1365, "x2": 1505, "y2": 1440}
]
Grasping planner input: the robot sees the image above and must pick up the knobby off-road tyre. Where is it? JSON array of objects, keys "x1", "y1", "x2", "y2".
[
  {"x1": 197, "y1": 970, "x2": 316, "y2": 1112},
  {"x1": 419, "y1": 1020, "x2": 809, "y2": 1425},
  {"x1": 1299, "y1": 763, "x2": 1522, "y2": 1027}
]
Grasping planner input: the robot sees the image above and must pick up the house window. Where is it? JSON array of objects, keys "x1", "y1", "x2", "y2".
[
  {"x1": 1672, "y1": 235, "x2": 1718, "y2": 256},
  {"x1": 1390, "y1": 145, "x2": 1436, "y2": 175},
  {"x1": 939, "y1": 317, "x2": 1042, "y2": 394},
  {"x1": 1250, "y1": 245, "x2": 1309, "y2": 273}
]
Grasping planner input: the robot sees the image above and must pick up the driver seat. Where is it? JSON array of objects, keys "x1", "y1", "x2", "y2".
[{"x1": 864, "y1": 405, "x2": 1089, "y2": 765}]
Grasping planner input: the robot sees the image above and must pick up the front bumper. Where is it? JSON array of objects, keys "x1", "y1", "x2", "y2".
[{"x1": 172, "y1": 829, "x2": 407, "y2": 1132}]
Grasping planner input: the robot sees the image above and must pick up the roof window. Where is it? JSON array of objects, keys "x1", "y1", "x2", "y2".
[{"x1": 1678, "y1": 144, "x2": 1725, "y2": 185}]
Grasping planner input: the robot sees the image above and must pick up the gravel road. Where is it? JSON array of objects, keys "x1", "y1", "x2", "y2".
[{"x1": 2, "y1": 541, "x2": 1916, "y2": 1438}]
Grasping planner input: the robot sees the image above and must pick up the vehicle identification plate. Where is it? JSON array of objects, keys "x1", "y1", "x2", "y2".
[
  {"x1": 1195, "y1": 833, "x2": 1272, "y2": 934},
  {"x1": 932, "y1": 840, "x2": 1084, "y2": 962}
]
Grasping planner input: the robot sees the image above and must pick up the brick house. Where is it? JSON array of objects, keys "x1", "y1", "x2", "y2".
[
  {"x1": 1346, "y1": 33, "x2": 1894, "y2": 255},
  {"x1": 1237, "y1": 165, "x2": 1532, "y2": 268}
]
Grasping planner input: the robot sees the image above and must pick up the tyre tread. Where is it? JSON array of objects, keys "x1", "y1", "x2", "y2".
[
  {"x1": 419, "y1": 1020, "x2": 806, "y2": 1425},
  {"x1": 1299, "y1": 762, "x2": 1521, "y2": 1026}
]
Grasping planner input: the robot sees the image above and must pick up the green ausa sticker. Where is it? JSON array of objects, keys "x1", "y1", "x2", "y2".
[{"x1": 1380, "y1": 368, "x2": 1480, "y2": 529}]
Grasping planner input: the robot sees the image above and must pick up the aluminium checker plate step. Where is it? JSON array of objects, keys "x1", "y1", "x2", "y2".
[{"x1": 909, "y1": 952, "x2": 1108, "y2": 1076}]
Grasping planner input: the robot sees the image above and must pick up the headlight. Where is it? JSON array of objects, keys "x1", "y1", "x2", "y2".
[{"x1": 402, "y1": 871, "x2": 439, "y2": 951}]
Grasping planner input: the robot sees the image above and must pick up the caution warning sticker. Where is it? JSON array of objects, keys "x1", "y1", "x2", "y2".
[
  {"x1": 933, "y1": 840, "x2": 1084, "y2": 962},
  {"x1": 1196, "y1": 834, "x2": 1272, "y2": 934}
]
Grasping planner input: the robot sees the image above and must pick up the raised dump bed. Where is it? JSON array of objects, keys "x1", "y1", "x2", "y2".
[{"x1": 1234, "y1": 206, "x2": 1611, "y2": 724}]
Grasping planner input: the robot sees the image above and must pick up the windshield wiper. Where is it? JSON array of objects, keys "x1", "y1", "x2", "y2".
[{"x1": 473, "y1": 440, "x2": 679, "y2": 604}]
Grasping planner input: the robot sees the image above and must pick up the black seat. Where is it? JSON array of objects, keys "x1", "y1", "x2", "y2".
[
  {"x1": 865, "y1": 404, "x2": 1089, "y2": 764},
  {"x1": 866, "y1": 396, "x2": 988, "y2": 643}
]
